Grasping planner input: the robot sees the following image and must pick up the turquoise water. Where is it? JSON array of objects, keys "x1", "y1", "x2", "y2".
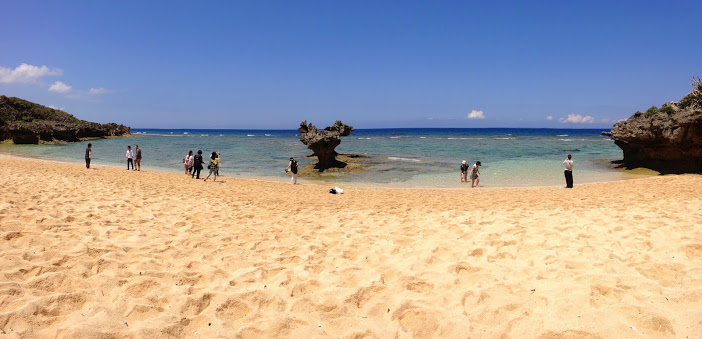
[{"x1": 0, "y1": 128, "x2": 649, "y2": 187}]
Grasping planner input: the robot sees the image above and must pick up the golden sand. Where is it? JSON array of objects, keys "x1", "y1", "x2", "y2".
[{"x1": 0, "y1": 154, "x2": 701, "y2": 338}]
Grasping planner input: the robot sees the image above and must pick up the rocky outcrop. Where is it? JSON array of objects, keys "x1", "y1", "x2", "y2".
[
  {"x1": 0, "y1": 95, "x2": 130, "y2": 144},
  {"x1": 609, "y1": 79, "x2": 702, "y2": 173},
  {"x1": 298, "y1": 120, "x2": 354, "y2": 171}
]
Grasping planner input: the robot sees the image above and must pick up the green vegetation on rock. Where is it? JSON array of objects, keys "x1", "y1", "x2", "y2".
[
  {"x1": 608, "y1": 76, "x2": 702, "y2": 174},
  {"x1": 0, "y1": 96, "x2": 81, "y2": 124},
  {"x1": 0, "y1": 95, "x2": 130, "y2": 144},
  {"x1": 679, "y1": 78, "x2": 702, "y2": 109},
  {"x1": 644, "y1": 106, "x2": 659, "y2": 118}
]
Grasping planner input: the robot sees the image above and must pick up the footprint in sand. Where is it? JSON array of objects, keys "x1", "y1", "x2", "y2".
[
  {"x1": 179, "y1": 293, "x2": 213, "y2": 317},
  {"x1": 345, "y1": 283, "x2": 385, "y2": 308},
  {"x1": 403, "y1": 278, "x2": 434, "y2": 293},
  {"x1": 216, "y1": 298, "x2": 252, "y2": 322},
  {"x1": 391, "y1": 302, "x2": 439, "y2": 338},
  {"x1": 125, "y1": 279, "x2": 161, "y2": 298},
  {"x1": 634, "y1": 263, "x2": 684, "y2": 287},
  {"x1": 681, "y1": 243, "x2": 702, "y2": 260}
]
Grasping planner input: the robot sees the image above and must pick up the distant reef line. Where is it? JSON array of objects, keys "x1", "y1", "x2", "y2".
[{"x1": 0, "y1": 95, "x2": 131, "y2": 144}]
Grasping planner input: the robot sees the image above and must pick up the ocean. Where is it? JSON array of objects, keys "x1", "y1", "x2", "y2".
[{"x1": 0, "y1": 128, "x2": 652, "y2": 187}]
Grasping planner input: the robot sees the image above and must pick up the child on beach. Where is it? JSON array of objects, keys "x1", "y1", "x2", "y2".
[
  {"x1": 203, "y1": 152, "x2": 219, "y2": 182},
  {"x1": 126, "y1": 146, "x2": 134, "y2": 170},
  {"x1": 471, "y1": 161, "x2": 481, "y2": 187}
]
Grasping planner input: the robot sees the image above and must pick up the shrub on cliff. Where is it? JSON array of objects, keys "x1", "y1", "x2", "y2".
[
  {"x1": 644, "y1": 106, "x2": 659, "y2": 118},
  {"x1": 679, "y1": 78, "x2": 701, "y2": 109}
]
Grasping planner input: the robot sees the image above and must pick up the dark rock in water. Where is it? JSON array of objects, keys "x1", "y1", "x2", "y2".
[
  {"x1": 609, "y1": 78, "x2": 702, "y2": 173},
  {"x1": 601, "y1": 131, "x2": 611, "y2": 136},
  {"x1": 0, "y1": 95, "x2": 130, "y2": 144},
  {"x1": 298, "y1": 120, "x2": 354, "y2": 171}
]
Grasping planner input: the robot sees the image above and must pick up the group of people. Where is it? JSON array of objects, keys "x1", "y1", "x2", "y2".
[
  {"x1": 184, "y1": 150, "x2": 221, "y2": 181},
  {"x1": 458, "y1": 155, "x2": 575, "y2": 188},
  {"x1": 84, "y1": 143, "x2": 143, "y2": 172},
  {"x1": 126, "y1": 145, "x2": 142, "y2": 171},
  {"x1": 85, "y1": 143, "x2": 574, "y2": 188},
  {"x1": 460, "y1": 160, "x2": 481, "y2": 187}
]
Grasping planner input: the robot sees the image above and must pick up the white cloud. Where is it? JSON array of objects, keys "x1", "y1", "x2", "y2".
[
  {"x1": 2, "y1": 63, "x2": 115, "y2": 99},
  {"x1": 89, "y1": 87, "x2": 111, "y2": 95},
  {"x1": 0, "y1": 63, "x2": 62, "y2": 83},
  {"x1": 49, "y1": 81, "x2": 72, "y2": 93},
  {"x1": 546, "y1": 116, "x2": 553, "y2": 120},
  {"x1": 467, "y1": 110, "x2": 485, "y2": 119},
  {"x1": 600, "y1": 118, "x2": 611, "y2": 123},
  {"x1": 558, "y1": 114, "x2": 595, "y2": 124}
]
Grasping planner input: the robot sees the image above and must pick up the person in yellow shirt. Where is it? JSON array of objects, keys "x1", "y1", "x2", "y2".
[{"x1": 203, "y1": 152, "x2": 219, "y2": 182}]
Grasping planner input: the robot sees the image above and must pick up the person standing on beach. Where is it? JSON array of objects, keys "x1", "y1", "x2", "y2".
[
  {"x1": 470, "y1": 161, "x2": 481, "y2": 187},
  {"x1": 285, "y1": 157, "x2": 298, "y2": 184},
  {"x1": 184, "y1": 150, "x2": 193, "y2": 174},
  {"x1": 134, "y1": 145, "x2": 142, "y2": 171},
  {"x1": 192, "y1": 150, "x2": 204, "y2": 179},
  {"x1": 85, "y1": 143, "x2": 92, "y2": 169},
  {"x1": 126, "y1": 146, "x2": 134, "y2": 170},
  {"x1": 203, "y1": 152, "x2": 219, "y2": 182},
  {"x1": 563, "y1": 154, "x2": 574, "y2": 188},
  {"x1": 215, "y1": 152, "x2": 221, "y2": 177},
  {"x1": 460, "y1": 160, "x2": 469, "y2": 182}
]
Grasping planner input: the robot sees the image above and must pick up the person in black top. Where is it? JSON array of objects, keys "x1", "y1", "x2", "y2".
[
  {"x1": 85, "y1": 143, "x2": 92, "y2": 169},
  {"x1": 134, "y1": 145, "x2": 142, "y2": 171},
  {"x1": 192, "y1": 150, "x2": 204, "y2": 179},
  {"x1": 285, "y1": 157, "x2": 298, "y2": 184},
  {"x1": 460, "y1": 160, "x2": 468, "y2": 182}
]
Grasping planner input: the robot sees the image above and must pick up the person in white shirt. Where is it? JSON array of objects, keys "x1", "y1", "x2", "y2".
[
  {"x1": 126, "y1": 146, "x2": 134, "y2": 170},
  {"x1": 184, "y1": 150, "x2": 193, "y2": 174},
  {"x1": 563, "y1": 154, "x2": 574, "y2": 188},
  {"x1": 470, "y1": 161, "x2": 481, "y2": 188}
]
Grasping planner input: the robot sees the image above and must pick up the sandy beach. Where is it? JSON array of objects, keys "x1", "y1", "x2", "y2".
[{"x1": 0, "y1": 154, "x2": 701, "y2": 338}]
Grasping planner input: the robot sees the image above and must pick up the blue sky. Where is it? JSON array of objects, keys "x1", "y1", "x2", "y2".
[{"x1": 1, "y1": 1, "x2": 700, "y2": 129}]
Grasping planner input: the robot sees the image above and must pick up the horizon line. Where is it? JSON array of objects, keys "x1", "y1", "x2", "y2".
[{"x1": 131, "y1": 126, "x2": 614, "y2": 131}]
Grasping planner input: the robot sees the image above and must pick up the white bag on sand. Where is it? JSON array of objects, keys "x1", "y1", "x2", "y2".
[{"x1": 329, "y1": 186, "x2": 344, "y2": 194}]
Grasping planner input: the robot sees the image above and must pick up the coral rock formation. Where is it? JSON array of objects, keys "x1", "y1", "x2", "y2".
[
  {"x1": 298, "y1": 120, "x2": 354, "y2": 171},
  {"x1": 609, "y1": 79, "x2": 702, "y2": 173}
]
